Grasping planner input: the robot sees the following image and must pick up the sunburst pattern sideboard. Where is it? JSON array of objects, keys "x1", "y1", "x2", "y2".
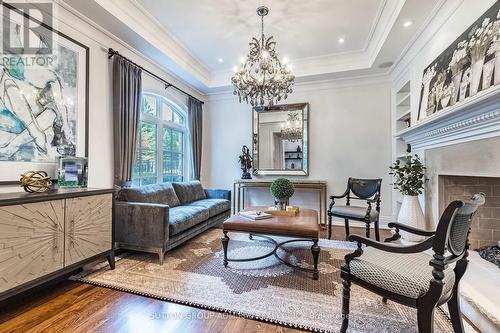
[{"x1": 0, "y1": 188, "x2": 114, "y2": 301}]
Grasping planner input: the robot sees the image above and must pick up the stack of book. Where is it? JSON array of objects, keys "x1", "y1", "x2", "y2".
[{"x1": 239, "y1": 210, "x2": 273, "y2": 220}]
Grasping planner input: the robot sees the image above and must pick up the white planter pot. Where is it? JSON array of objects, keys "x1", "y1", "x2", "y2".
[{"x1": 397, "y1": 195, "x2": 426, "y2": 242}]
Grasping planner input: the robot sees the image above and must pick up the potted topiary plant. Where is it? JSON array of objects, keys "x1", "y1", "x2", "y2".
[
  {"x1": 270, "y1": 178, "x2": 295, "y2": 210},
  {"x1": 389, "y1": 154, "x2": 426, "y2": 241}
]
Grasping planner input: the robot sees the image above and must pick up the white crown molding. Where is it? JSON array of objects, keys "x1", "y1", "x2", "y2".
[
  {"x1": 390, "y1": 0, "x2": 463, "y2": 81},
  {"x1": 54, "y1": 0, "x2": 206, "y2": 100},
  {"x1": 397, "y1": 86, "x2": 500, "y2": 151},
  {"x1": 94, "y1": 0, "x2": 211, "y2": 85},
  {"x1": 210, "y1": 50, "x2": 370, "y2": 89},
  {"x1": 97, "y1": 0, "x2": 403, "y2": 90},
  {"x1": 206, "y1": 73, "x2": 391, "y2": 102},
  {"x1": 366, "y1": 0, "x2": 406, "y2": 65}
]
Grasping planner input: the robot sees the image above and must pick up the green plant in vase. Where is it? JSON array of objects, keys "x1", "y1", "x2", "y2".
[
  {"x1": 270, "y1": 178, "x2": 295, "y2": 210},
  {"x1": 389, "y1": 154, "x2": 426, "y2": 241}
]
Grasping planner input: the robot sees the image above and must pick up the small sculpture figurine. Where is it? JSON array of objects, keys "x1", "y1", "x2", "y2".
[
  {"x1": 238, "y1": 145, "x2": 253, "y2": 179},
  {"x1": 20, "y1": 171, "x2": 52, "y2": 193}
]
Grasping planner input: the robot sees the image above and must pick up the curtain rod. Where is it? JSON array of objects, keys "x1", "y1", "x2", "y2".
[{"x1": 108, "y1": 48, "x2": 204, "y2": 105}]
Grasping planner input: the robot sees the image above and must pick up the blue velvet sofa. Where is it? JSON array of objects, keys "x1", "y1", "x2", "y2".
[{"x1": 114, "y1": 181, "x2": 230, "y2": 264}]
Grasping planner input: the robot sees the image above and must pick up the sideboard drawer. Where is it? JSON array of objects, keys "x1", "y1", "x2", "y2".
[
  {"x1": 0, "y1": 200, "x2": 65, "y2": 293},
  {"x1": 64, "y1": 194, "x2": 113, "y2": 266}
]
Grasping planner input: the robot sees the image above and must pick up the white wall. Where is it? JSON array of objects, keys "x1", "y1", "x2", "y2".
[
  {"x1": 0, "y1": 2, "x2": 204, "y2": 193},
  {"x1": 202, "y1": 77, "x2": 393, "y2": 221}
]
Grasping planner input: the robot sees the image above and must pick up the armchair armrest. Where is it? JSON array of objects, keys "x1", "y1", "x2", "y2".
[
  {"x1": 329, "y1": 188, "x2": 349, "y2": 200},
  {"x1": 384, "y1": 222, "x2": 435, "y2": 242},
  {"x1": 205, "y1": 189, "x2": 231, "y2": 201},
  {"x1": 387, "y1": 222, "x2": 435, "y2": 236},
  {"x1": 348, "y1": 234, "x2": 434, "y2": 254},
  {"x1": 114, "y1": 201, "x2": 170, "y2": 249}
]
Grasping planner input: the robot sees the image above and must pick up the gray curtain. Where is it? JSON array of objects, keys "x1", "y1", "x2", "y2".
[
  {"x1": 188, "y1": 97, "x2": 203, "y2": 180},
  {"x1": 113, "y1": 57, "x2": 142, "y2": 187}
]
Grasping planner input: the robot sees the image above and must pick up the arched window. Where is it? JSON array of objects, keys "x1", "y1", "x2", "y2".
[{"x1": 132, "y1": 93, "x2": 187, "y2": 186}]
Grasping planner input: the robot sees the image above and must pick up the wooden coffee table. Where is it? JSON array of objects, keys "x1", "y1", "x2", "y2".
[{"x1": 222, "y1": 208, "x2": 320, "y2": 280}]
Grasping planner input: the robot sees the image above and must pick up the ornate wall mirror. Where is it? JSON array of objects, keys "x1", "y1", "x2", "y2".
[{"x1": 252, "y1": 103, "x2": 309, "y2": 176}]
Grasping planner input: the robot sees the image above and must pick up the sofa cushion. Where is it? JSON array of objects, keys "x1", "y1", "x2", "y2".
[
  {"x1": 188, "y1": 199, "x2": 230, "y2": 217},
  {"x1": 117, "y1": 182, "x2": 180, "y2": 207},
  {"x1": 172, "y1": 181, "x2": 206, "y2": 204},
  {"x1": 169, "y1": 205, "x2": 209, "y2": 235},
  {"x1": 349, "y1": 247, "x2": 455, "y2": 299}
]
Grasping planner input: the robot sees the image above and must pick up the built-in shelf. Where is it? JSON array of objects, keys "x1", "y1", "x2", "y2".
[
  {"x1": 392, "y1": 78, "x2": 412, "y2": 220},
  {"x1": 396, "y1": 92, "x2": 411, "y2": 107},
  {"x1": 396, "y1": 110, "x2": 411, "y2": 122}
]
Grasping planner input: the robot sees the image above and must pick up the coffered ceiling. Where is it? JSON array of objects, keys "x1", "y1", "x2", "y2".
[{"x1": 62, "y1": 0, "x2": 443, "y2": 93}]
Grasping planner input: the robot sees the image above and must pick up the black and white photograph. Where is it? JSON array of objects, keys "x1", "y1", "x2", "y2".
[{"x1": 418, "y1": 2, "x2": 500, "y2": 121}]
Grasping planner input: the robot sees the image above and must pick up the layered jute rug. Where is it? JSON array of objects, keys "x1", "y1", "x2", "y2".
[{"x1": 72, "y1": 228, "x2": 455, "y2": 333}]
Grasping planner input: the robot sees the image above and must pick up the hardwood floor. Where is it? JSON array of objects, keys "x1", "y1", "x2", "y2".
[{"x1": 0, "y1": 226, "x2": 391, "y2": 333}]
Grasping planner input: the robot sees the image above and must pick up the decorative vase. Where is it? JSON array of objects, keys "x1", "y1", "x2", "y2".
[
  {"x1": 470, "y1": 57, "x2": 485, "y2": 96},
  {"x1": 450, "y1": 70, "x2": 463, "y2": 106},
  {"x1": 482, "y1": 59, "x2": 495, "y2": 90},
  {"x1": 274, "y1": 198, "x2": 288, "y2": 211},
  {"x1": 495, "y1": 51, "x2": 500, "y2": 85},
  {"x1": 459, "y1": 68, "x2": 471, "y2": 102},
  {"x1": 419, "y1": 79, "x2": 432, "y2": 120},
  {"x1": 397, "y1": 195, "x2": 426, "y2": 242}
]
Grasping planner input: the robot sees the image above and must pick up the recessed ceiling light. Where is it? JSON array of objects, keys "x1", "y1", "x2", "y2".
[
  {"x1": 403, "y1": 20, "x2": 413, "y2": 28},
  {"x1": 338, "y1": 37, "x2": 345, "y2": 44},
  {"x1": 218, "y1": 58, "x2": 223, "y2": 63}
]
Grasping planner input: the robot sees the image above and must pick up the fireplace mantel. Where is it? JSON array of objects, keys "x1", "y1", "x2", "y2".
[{"x1": 396, "y1": 85, "x2": 500, "y2": 151}]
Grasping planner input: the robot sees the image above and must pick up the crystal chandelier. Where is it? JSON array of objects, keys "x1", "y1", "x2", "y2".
[
  {"x1": 280, "y1": 112, "x2": 302, "y2": 142},
  {"x1": 231, "y1": 6, "x2": 295, "y2": 107}
]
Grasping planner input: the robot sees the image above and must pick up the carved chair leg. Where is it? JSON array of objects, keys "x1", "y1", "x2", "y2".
[
  {"x1": 328, "y1": 214, "x2": 333, "y2": 240},
  {"x1": 340, "y1": 277, "x2": 351, "y2": 333},
  {"x1": 106, "y1": 251, "x2": 115, "y2": 270},
  {"x1": 447, "y1": 290, "x2": 464, "y2": 333},
  {"x1": 344, "y1": 218, "x2": 350, "y2": 240},
  {"x1": 374, "y1": 219, "x2": 380, "y2": 241},
  {"x1": 417, "y1": 306, "x2": 435, "y2": 333},
  {"x1": 448, "y1": 259, "x2": 467, "y2": 333},
  {"x1": 221, "y1": 231, "x2": 230, "y2": 267},
  {"x1": 311, "y1": 239, "x2": 320, "y2": 280},
  {"x1": 365, "y1": 222, "x2": 370, "y2": 239}
]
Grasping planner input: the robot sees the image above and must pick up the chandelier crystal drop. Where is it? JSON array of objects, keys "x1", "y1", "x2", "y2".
[
  {"x1": 231, "y1": 6, "x2": 295, "y2": 107},
  {"x1": 280, "y1": 112, "x2": 302, "y2": 142}
]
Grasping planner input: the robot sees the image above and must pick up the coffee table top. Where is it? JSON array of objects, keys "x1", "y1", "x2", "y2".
[{"x1": 223, "y1": 208, "x2": 319, "y2": 239}]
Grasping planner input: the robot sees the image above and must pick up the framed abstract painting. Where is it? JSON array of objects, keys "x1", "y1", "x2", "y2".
[
  {"x1": 417, "y1": 2, "x2": 500, "y2": 122},
  {"x1": 0, "y1": 2, "x2": 89, "y2": 183}
]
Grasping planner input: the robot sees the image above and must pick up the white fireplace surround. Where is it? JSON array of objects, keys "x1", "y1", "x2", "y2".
[
  {"x1": 397, "y1": 85, "x2": 500, "y2": 151},
  {"x1": 396, "y1": 85, "x2": 500, "y2": 333}
]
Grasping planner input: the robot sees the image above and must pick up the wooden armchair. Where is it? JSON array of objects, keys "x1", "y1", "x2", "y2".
[
  {"x1": 339, "y1": 193, "x2": 485, "y2": 333},
  {"x1": 328, "y1": 178, "x2": 382, "y2": 240}
]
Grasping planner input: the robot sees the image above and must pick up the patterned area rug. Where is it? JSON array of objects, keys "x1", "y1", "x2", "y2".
[{"x1": 72, "y1": 229, "x2": 455, "y2": 333}]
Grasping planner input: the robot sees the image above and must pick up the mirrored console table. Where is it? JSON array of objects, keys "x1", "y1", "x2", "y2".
[{"x1": 233, "y1": 179, "x2": 327, "y2": 226}]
